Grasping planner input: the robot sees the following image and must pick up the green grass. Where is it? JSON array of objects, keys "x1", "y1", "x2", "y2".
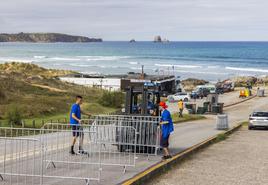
[
  {"x1": 215, "y1": 133, "x2": 227, "y2": 142},
  {"x1": 172, "y1": 113, "x2": 206, "y2": 124},
  {"x1": 0, "y1": 103, "x2": 116, "y2": 128},
  {"x1": 242, "y1": 121, "x2": 249, "y2": 127},
  {"x1": 0, "y1": 62, "x2": 121, "y2": 127}
]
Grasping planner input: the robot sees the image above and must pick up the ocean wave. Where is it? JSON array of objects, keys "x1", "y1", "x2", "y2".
[
  {"x1": 130, "y1": 67, "x2": 142, "y2": 70},
  {"x1": 174, "y1": 69, "x2": 228, "y2": 75},
  {"x1": 34, "y1": 55, "x2": 47, "y2": 59},
  {"x1": 49, "y1": 57, "x2": 81, "y2": 61},
  {"x1": 69, "y1": 64, "x2": 108, "y2": 68},
  {"x1": 225, "y1": 66, "x2": 268, "y2": 73},
  {"x1": 155, "y1": 63, "x2": 202, "y2": 68},
  {"x1": 128, "y1": 62, "x2": 140, "y2": 65},
  {"x1": 207, "y1": 66, "x2": 220, "y2": 69},
  {"x1": 69, "y1": 64, "x2": 91, "y2": 67},
  {"x1": 77, "y1": 56, "x2": 131, "y2": 61},
  {"x1": 0, "y1": 58, "x2": 33, "y2": 63},
  {"x1": 139, "y1": 55, "x2": 268, "y2": 66}
]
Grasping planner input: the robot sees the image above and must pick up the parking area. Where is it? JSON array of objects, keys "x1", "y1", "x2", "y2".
[
  {"x1": 167, "y1": 89, "x2": 243, "y2": 114},
  {"x1": 147, "y1": 126, "x2": 268, "y2": 185}
]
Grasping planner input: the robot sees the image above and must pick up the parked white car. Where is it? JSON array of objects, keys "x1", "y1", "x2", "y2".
[
  {"x1": 167, "y1": 92, "x2": 190, "y2": 102},
  {"x1": 248, "y1": 111, "x2": 268, "y2": 130}
]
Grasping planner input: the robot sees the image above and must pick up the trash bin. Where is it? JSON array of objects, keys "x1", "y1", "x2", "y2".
[
  {"x1": 257, "y1": 89, "x2": 265, "y2": 97},
  {"x1": 218, "y1": 103, "x2": 224, "y2": 114},
  {"x1": 212, "y1": 105, "x2": 220, "y2": 114},
  {"x1": 185, "y1": 103, "x2": 196, "y2": 114},
  {"x1": 216, "y1": 114, "x2": 229, "y2": 130},
  {"x1": 203, "y1": 102, "x2": 210, "y2": 112},
  {"x1": 185, "y1": 103, "x2": 192, "y2": 109},
  {"x1": 197, "y1": 107, "x2": 205, "y2": 114}
]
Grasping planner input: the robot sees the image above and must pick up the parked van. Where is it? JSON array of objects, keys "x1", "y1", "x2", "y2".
[
  {"x1": 190, "y1": 84, "x2": 216, "y2": 99},
  {"x1": 205, "y1": 84, "x2": 216, "y2": 93}
]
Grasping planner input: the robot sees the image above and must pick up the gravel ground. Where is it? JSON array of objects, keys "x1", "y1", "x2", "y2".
[{"x1": 147, "y1": 126, "x2": 268, "y2": 185}]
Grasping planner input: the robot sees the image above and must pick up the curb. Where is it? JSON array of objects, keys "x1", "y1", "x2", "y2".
[
  {"x1": 121, "y1": 123, "x2": 243, "y2": 185},
  {"x1": 224, "y1": 95, "x2": 256, "y2": 108}
]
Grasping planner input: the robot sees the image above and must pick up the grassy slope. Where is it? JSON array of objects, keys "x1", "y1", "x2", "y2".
[{"x1": 0, "y1": 62, "x2": 116, "y2": 126}]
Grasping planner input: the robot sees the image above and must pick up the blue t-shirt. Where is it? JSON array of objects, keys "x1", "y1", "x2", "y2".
[
  {"x1": 161, "y1": 109, "x2": 174, "y2": 139},
  {"x1": 70, "y1": 104, "x2": 81, "y2": 125}
]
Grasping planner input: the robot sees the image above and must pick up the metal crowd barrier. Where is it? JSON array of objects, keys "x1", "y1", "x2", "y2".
[
  {"x1": 0, "y1": 127, "x2": 101, "y2": 185},
  {"x1": 83, "y1": 115, "x2": 161, "y2": 156},
  {"x1": 0, "y1": 115, "x2": 156, "y2": 184},
  {"x1": 42, "y1": 123, "x2": 137, "y2": 173},
  {"x1": 0, "y1": 122, "x2": 137, "y2": 184}
]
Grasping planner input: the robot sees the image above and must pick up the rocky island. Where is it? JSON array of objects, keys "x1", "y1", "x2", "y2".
[{"x1": 0, "y1": 32, "x2": 102, "y2": 43}]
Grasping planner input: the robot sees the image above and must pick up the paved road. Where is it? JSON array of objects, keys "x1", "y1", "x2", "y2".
[
  {"x1": 1, "y1": 92, "x2": 268, "y2": 185},
  {"x1": 148, "y1": 126, "x2": 268, "y2": 185}
]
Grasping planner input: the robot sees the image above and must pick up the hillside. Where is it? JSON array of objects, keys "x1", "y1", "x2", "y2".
[
  {"x1": 0, "y1": 32, "x2": 102, "y2": 42},
  {"x1": 0, "y1": 62, "x2": 115, "y2": 122}
]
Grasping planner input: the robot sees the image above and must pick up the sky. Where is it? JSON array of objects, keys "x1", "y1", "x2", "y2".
[{"x1": 0, "y1": 0, "x2": 268, "y2": 41}]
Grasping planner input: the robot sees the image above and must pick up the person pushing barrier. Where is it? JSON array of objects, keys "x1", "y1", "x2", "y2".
[
  {"x1": 159, "y1": 101, "x2": 174, "y2": 160},
  {"x1": 69, "y1": 95, "x2": 91, "y2": 155}
]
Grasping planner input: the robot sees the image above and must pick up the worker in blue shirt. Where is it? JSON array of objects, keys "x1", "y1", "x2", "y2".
[
  {"x1": 159, "y1": 101, "x2": 174, "y2": 160},
  {"x1": 70, "y1": 95, "x2": 91, "y2": 155}
]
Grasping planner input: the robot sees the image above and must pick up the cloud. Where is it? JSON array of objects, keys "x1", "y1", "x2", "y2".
[{"x1": 0, "y1": 0, "x2": 268, "y2": 40}]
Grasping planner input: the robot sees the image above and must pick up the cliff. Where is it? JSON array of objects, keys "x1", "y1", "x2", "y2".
[{"x1": 0, "y1": 32, "x2": 102, "y2": 43}]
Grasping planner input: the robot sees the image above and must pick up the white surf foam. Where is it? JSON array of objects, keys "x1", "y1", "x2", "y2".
[
  {"x1": 226, "y1": 66, "x2": 268, "y2": 73},
  {"x1": 77, "y1": 56, "x2": 131, "y2": 61},
  {"x1": 174, "y1": 69, "x2": 228, "y2": 75},
  {"x1": 0, "y1": 58, "x2": 33, "y2": 63},
  {"x1": 34, "y1": 56, "x2": 47, "y2": 59},
  {"x1": 69, "y1": 64, "x2": 108, "y2": 68},
  {"x1": 50, "y1": 57, "x2": 81, "y2": 61},
  {"x1": 128, "y1": 62, "x2": 140, "y2": 65},
  {"x1": 155, "y1": 63, "x2": 202, "y2": 68}
]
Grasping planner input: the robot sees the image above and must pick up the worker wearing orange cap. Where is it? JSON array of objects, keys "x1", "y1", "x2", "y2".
[{"x1": 159, "y1": 101, "x2": 174, "y2": 160}]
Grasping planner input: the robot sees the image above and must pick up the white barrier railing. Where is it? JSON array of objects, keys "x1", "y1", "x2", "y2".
[
  {"x1": 0, "y1": 122, "x2": 137, "y2": 184},
  {"x1": 83, "y1": 115, "x2": 160, "y2": 155}
]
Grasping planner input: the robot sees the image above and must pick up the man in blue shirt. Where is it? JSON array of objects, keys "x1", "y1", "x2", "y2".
[
  {"x1": 69, "y1": 95, "x2": 91, "y2": 155},
  {"x1": 159, "y1": 101, "x2": 174, "y2": 160}
]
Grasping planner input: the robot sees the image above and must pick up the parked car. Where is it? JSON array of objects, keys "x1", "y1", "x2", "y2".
[
  {"x1": 216, "y1": 87, "x2": 224, "y2": 94},
  {"x1": 205, "y1": 84, "x2": 216, "y2": 93},
  {"x1": 248, "y1": 111, "x2": 268, "y2": 130},
  {"x1": 167, "y1": 92, "x2": 190, "y2": 102},
  {"x1": 190, "y1": 87, "x2": 210, "y2": 99},
  {"x1": 216, "y1": 81, "x2": 235, "y2": 93}
]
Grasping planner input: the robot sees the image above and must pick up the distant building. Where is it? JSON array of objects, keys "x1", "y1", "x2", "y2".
[{"x1": 59, "y1": 72, "x2": 180, "y2": 95}]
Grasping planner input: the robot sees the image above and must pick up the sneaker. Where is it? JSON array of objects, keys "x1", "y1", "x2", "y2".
[
  {"x1": 69, "y1": 146, "x2": 75, "y2": 155},
  {"x1": 78, "y1": 150, "x2": 88, "y2": 155},
  {"x1": 161, "y1": 156, "x2": 168, "y2": 160},
  {"x1": 69, "y1": 150, "x2": 76, "y2": 155},
  {"x1": 167, "y1": 155, "x2": 172, "y2": 159},
  {"x1": 161, "y1": 155, "x2": 172, "y2": 160}
]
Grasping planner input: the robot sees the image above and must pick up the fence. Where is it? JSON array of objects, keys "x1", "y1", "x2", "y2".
[
  {"x1": 0, "y1": 115, "x2": 159, "y2": 184},
  {"x1": 0, "y1": 137, "x2": 42, "y2": 185},
  {"x1": 83, "y1": 115, "x2": 161, "y2": 156},
  {"x1": 0, "y1": 122, "x2": 137, "y2": 184},
  {"x1": 42, "y1": 123, "x2": 137, "y2": 173},
  {"x1": 0, "y1": 127, "x2": 101, "y2": 185}
]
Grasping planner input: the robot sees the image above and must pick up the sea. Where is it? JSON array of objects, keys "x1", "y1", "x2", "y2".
[{"x1": 1, "y1": 41, "x2": 268, "y2": 82}]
